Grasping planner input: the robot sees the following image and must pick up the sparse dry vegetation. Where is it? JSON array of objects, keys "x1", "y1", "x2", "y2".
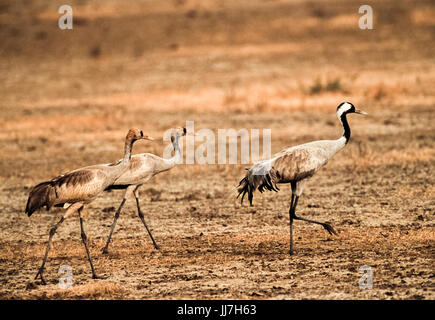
[{"x1": 309, "y1": 78, "x2": 343, "y2": 95}]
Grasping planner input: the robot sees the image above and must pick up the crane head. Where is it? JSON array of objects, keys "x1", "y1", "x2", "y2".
[
  {"x1": 172, "y1": 126, "x2": 196, "y2": 137},
  {"x1": 126, "y1": 128, "x2": 154, "y2": 142},
  {"x1": 336, "y1": 102, "x2": 367, "y2": 118}
]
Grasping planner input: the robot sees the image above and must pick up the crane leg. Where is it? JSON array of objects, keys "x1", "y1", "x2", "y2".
[
  {"x1": 34, "y1": 202, "x2": 83, "y2": 284},
  {"x1": 78, "y1": 207, "x2": 103, "y2": 280},
  {"x1": 290, "y1": 196, "x2": 337, "y2": 236},
  {"x1": 134, "y1": 186, "x2": 159, "y2": 250},
  {"x1": 288, "y1": 193, "x2": 295, "y2": 255},
  {"x1": 34, "y1": 216, "x2": 65, "y2": 284},
  {"x1": 102, "y1": 198, "x2": 126, "y2": 254},
  {"x1": 293, "y1": 215, "x2": 337, "y2": 235}
]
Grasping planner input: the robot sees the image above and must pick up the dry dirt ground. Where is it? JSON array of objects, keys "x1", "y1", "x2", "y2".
[{"x1": 0, "y1": 0, "x2": 434, "y2": 299}]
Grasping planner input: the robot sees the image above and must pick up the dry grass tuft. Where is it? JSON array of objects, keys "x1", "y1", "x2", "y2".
[
  {"x1": 309, "y1": 77, "x2": 343, "y2": 95},
  {"x1": 346, "y1": 147, "x2": 434, "y2": 168}
]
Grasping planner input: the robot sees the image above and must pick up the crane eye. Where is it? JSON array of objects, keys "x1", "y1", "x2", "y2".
[
  {"x1": 140, "y1": 130, "x2": 143, "y2": 137},
  {"x1": 183, "y1": 128, "x2": 187, "y2": 134}
]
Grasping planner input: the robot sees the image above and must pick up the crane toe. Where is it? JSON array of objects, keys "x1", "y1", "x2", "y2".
[
  {"x1": 34, "y1": 269, "x2": 46, "y2": 285},
  {"x1": 92, "y1": 274, "x2": 108, "y2": 280},
  {"x1": 322, "y1": 223, "x2": 338, "y2": 235}
]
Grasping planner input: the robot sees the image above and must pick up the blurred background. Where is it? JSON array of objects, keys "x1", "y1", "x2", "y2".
[
  {"x1": 1, "y1": 0, "x2": 434, "y2": 173},
  {"x1": 0, "y1": 0, "x2": 434, "y2": 299}
]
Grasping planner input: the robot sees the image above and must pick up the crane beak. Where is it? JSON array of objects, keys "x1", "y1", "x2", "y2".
[
  {"x1": 143, "y1": 135, "x2": 154, "y2": 141},
  {"x1": 184, "y1": 128, "x2": 197, "y2": 136},
  {"x1": 355, "y1": 109, "x2": 368, "y2": 115}
]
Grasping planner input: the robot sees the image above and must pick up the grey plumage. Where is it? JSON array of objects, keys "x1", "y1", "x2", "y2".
[
  {"x1": 237, "y1": 102, "x2": 367, "y2": 254},
  {"x1": 101, "y1": 127, "x2": 189, "y2": 253},
  {"x1": 26, "y1": 128, "x2": 153, "y2": 283}
]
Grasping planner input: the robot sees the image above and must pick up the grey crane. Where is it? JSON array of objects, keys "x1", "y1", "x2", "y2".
[
  {"x1": 25, "y1": 128, "x2": 153, "y2": 283},
  {"x1": 237, "y1": 102, "x2": 367, "y2": 255},
  {"x1": 101, "y1": 127, "x2": 189, "y2": 254}
]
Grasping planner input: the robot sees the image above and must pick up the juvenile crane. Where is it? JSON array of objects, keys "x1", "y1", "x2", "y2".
[
  {"x1": 25, "y1": 128, "x2": 153, "y2": 283},
  {"x1": 101, "y1": 127, "x2": 189, "y2": 254},
  {"x1": 237, "y1": 102, "x2": 367, "y2": 255}
]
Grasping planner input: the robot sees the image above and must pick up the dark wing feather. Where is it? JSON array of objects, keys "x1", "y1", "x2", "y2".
[
  {"x1": 105, "y1": 184, "x2": 129, "y2": 191},
  {"x1": 237, "y1": 164, "x2": 279, "y2": 206},
  {"x1": 51, "y1": 170, "x2": 94, "y2": 188},
  {"x1": 25, "y1": 170, "x2": 95, "y2": 216},
  {"x1": 25, "y1": 181, "x2": 53, "y2": 216}
]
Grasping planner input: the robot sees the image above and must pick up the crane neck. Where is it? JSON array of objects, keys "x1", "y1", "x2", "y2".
[
  {"x1": 339, "y1": 112, "x2": 351, "y2": 144},
  {"x1": 172, "y1": 135, "x2": 181, "y2": 160},
  {"x1": 122, "y1": 138, "x2": 134, "y2": 164}
]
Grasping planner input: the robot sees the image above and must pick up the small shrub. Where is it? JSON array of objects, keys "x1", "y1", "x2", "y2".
[
  {"x1": 325, "y1": 78, "x2": 342, "y2": 92},
  {"x1": 309, "y1": 79, "x2": 323, "y2": 95},
  {"x1": 309, "y1": 78, "x2": 342, "y2": 94}
]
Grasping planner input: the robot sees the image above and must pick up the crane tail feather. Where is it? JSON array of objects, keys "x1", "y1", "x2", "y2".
[
  {"x1": 25, "y1": 181, "x2": 54, "y2": 217},
  {"x1": 237, "y1": 176, "x2": 253, "y2": 206},
  {"x1": 237, "y1": 166, "x2": 279, "y2": 206}
]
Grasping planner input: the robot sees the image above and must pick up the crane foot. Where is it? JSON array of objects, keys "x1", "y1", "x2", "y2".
[
  {"x1": 322, "y1": 223, "x2": 338, "y2": 235},
  {"x1": 34, "y1": 269, "x2": 47, "y2": 285},
  {"x1": 92, "y1": 274, "x2": 108, "y2": 280}
]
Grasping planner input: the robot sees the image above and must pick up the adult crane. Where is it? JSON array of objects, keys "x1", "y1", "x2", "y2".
[{"x1": 237, "y1": 102, "x2": 367, "y2": 254}]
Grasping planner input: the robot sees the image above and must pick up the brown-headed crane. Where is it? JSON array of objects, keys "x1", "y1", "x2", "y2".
[
  {"x1": 25, "y1": 128, "x2": 153, "y2": 283},
  {"x1": 101, "y1": 127, "x2": 190, "y2": 254}
]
